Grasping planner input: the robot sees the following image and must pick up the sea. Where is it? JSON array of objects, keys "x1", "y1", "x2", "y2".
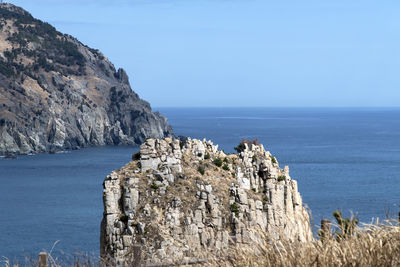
[{"x1": 1, "y1": 107, "x2": 399, "y2": 260}]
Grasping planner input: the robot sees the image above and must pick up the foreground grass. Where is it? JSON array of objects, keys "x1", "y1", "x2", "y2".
[
  {"x1": 209, "y1": 221, "x2": 400, "y2": 267},
  {"x1": 3, "y1": 221, "x2": 399, "y2": 267},
  {"x1": 2, "y1": 251, "x2": 101, "y2": 267}
]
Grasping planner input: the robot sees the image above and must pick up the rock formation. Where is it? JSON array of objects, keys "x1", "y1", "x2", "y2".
[
  {"x1": 101, "y1": 138, "x2": 312, "y2": 265},
  {"x1": 0, "y1": 4, "x2": 172, "y2": 155}
]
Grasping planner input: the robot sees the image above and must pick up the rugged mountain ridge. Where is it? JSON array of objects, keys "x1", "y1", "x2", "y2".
[
  {"x1": 101, "y1": 138, "x2": 312, "y2": 265},
  {"x1": 0, "y1": 3, "x2": 172, "y2": 155}
]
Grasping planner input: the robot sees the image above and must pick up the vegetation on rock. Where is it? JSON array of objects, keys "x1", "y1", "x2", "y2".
[
  {"x1": 197, "y1": 165, "x2": 205, "y2": 175},
  {"x1": 234, "y1": 138, "x2": 259, "y2": 153},
  {"x1": 277, "y1": 175, "x2": 286, "y2": 181},
  {"x1": 213, "y1": 157, "x2": 223, "y2": 167},
  {"x1": 230, "y1": 202, "x2": 240, "y2": 216},
  {"x1": 222, "y1": 163, "x2": 229, "y2": 171}
]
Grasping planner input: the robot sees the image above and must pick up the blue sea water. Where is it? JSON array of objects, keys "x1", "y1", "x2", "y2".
[
  {"x1": 0, "y1": 146, "x2": 137, "y2": 261},
  {"x1": 1, "y1": 108, "x2": 399, "y2": 260}
]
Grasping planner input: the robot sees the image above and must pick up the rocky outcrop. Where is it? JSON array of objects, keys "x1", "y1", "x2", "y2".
[
  {"x1": 100, "y1": 138, "x2": 312, "y2": 265},
  {"x1": 0, "y1": 4, "x2": 172, "y2": 155}
]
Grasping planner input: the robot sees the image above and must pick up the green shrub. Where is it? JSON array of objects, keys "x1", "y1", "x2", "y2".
[
  {"x1": 270, "y1": 155, "x2": 277, "y2": 164},
  {"x1": 277, "y1": 175, "x2": 286, "y2": 182},
  {"x1": 222, "y1": 164, "x2": 229, "y2": 171},
  {"x1": 252, "y1": 188, "x2": 256, "y2": 192},
  {"x1": 0, "y1": 59, "x2": 15, "y2": 77},
  {"x1": 234, "y1": 142, "x2": 246, "y2": 153},
  {"x1": 197, "y1": 166, "x2": 205, "y2": 175},
  {"x1": 204, "y1": 153, "x2": 210, "y2": 160},
  {"x1": 230, "y1": 202, "x2": 240, "y2": 216},
  {"x1": 177, "y1": 136, "x2": 187, "y2": 149},
  {"x1": 263, "y1": 196, "x2": 269, "y2": 202},
  {"x1": 223, "y1": 157, "x2": 229, "y2": 163},
  {"x1": 234, "y1": 138, "x2": 259, "y2": 152},
  {"x1": 213, "y1": 157, "x2": 223, "y2": 167},
  {"x1": 150, "y1": 182, "x2": 159, "y2": 190}
]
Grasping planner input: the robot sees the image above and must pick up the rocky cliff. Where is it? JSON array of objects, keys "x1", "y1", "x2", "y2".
[
  {"x1": 101, "y1": 138, "x2": 312, "y2": 265},
  {"x1": 0, "y1": 4, "x2": 172, "y2": 155}
]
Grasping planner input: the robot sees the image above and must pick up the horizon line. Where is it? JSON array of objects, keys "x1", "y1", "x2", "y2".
[{"x1": 153, "y1": 106, "x2": 400, "y2": 109}]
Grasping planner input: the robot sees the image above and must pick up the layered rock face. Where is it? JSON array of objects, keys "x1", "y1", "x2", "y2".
[
  {"x1": 101, "y1": 138, "x2": 312, "y2": 265},
  {"x1": 0, "y1": 4, "x2": 172, "y2": 155}
]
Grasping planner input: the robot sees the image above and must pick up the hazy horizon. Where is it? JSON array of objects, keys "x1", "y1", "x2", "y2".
[
  {"x1": 11, "y1": 0, "x2": 400, "y2": 108},
  {"x1": 154, "y1": 106, "x2": 400, "y2": 109}
]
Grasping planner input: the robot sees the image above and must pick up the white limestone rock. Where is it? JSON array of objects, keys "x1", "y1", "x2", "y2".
[{"x1": 100, "y1": 138, "x2": 312, "y2": 265}]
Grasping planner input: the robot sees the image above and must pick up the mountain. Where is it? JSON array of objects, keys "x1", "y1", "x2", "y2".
[{"x1": 0, "y1": 3, "x2": 172, "y2": 155}]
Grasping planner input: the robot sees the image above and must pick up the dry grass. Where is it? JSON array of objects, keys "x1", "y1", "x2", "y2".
[
  {"x1": 207, "y1": 221, "x2": 400, "y2": 267},
  {"x1": 1, "y1": 253, "x2": 102, "y2": 267},
  {"x1": 4, "y1": 221, "x2": 399, "y2": 266}
]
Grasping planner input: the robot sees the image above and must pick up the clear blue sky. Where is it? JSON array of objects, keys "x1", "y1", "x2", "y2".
[{"x1": 11, "y1": 0, "x2": 400, "y2": 107}]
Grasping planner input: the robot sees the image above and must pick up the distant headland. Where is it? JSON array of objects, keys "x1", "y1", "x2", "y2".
[{"x1": 0, "y1": 3, "x2": 172, "y2": 156}]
